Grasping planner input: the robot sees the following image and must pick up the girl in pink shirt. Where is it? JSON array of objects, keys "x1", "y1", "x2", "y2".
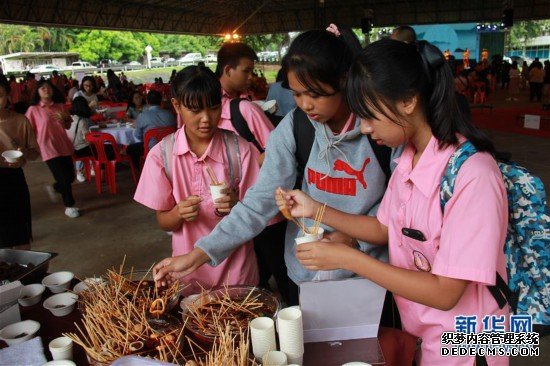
[
  {"x1": 134, "y1": 66, "x2": 260, "y2": 296},
  {"x1": 279, "y1": 39, "x2": 509, "y2": 365},
  {"x1": 26, "y1": 80, "x2": 80, "y2": 218}
]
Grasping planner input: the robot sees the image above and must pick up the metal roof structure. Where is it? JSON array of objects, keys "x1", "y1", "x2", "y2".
[{"x1": 1, "y1": 0, "x2": 549, "y2": 35}]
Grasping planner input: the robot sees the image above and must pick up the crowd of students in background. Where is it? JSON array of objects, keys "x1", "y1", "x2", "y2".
[{"x1": 1, "y1": 23, "x2": 543, "y2": 365}]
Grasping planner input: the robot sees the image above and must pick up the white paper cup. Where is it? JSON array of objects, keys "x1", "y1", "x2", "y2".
[
  {"x1": 250, "y1": 317, "x2": 276, "y2": 359},
  {"x1": 209, "y1": 183, "x2": 227, "y2": 202},
  {"x1": 287, "y1": 354, "x2": 303, "y2": 365},
  {"x1": 49, "y1": 336, "x2": 73, "y2": 360},
  {"x1": 262, "y1": 350, "x2": 288, "y2": 365},
  {"x1": 2, "y1": 150, "x2": 23, "y2": 163},
  {"x1": 277, "y1": 307, "x2": 304, "y2": 355},
  {"x1": 116, "y1": 122, "x2": 121, "y2": 128},
  {"x1": 295, "y1": 227, "x2": 324, "y2": 245}
]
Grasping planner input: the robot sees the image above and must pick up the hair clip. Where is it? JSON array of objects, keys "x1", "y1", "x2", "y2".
[{"x1": 326, "y1": 23, "x2": 341, "y2": 37}]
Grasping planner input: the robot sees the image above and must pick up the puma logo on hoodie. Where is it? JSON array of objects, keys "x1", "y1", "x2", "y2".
[{"x1": 307, "y1": 158, "x2": 371, "y2": 196}]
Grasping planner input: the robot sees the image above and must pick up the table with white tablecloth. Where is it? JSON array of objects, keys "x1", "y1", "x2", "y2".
[{"x1": 90, "y1": 123, "x2": 141, "y2": 145}]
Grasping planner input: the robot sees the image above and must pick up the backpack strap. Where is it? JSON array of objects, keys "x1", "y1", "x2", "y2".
[
  {"x1": 440, "y1": 141, "x2": 516, "y2": 311},
  {"x1": 230, "y1": 98, "x2": 265, "y2": 153},
  {"x1": 161, "y1": 130, "x2": 242, "y2": 191},
  {"x1": 160, "y1": 133, "x2": 176, "y2": 183},
  {"x1": 292, "y1": 108, "x2": 393, "y2": 188},
  {"x1": 220, "y1": 129, "x2": 242, "y2": 190},
  {"x1": 293, "y1": 108, "x2": 315, "y2": 189}
]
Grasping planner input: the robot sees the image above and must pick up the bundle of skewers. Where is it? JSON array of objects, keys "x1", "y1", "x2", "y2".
[
  {"x1": 185, "y1": 286, "x2": 274, "y2": 341},
  {"x1": 184, "y1": 324, "x2": 257, "y2": 366},
  {"x1": 276, "y1": 188, "x2": 327, "y2": 235},
  {"x1": 64, "y1": 262, "x2": 186, "y2": 364}
]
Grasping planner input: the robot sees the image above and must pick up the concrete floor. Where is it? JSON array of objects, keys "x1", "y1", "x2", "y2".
[{"x1": 23, "y1": 127, "x2": 550, "y2": 365}]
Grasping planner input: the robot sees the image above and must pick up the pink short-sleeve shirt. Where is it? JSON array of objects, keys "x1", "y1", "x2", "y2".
[
  {"x1": 134, "y1": 128, "x2": 260, "y2": 296},
  {"x1": 377, "y1": 136, "x2": 509, "y2": 366},
  {"x1": 25, "y1": 102, "x2": 74, "y2": 161},
  {"x1": 218, "y1": 89, "x2": 274, "y2": 149}
]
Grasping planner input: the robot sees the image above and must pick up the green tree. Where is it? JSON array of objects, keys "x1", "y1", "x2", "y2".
[{"x1": 507, "y1": 20, "x2": 550, "y2": 56}]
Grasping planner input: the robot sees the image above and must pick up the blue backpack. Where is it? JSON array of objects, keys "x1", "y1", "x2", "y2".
[{"x1": 440, "y1": 141, "x2": 550, "y2": 327}]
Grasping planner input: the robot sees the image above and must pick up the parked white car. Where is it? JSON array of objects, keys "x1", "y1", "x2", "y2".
[
  {"x1": 150, "y1": 57, "x2": 164, "y2": 65},
  {"x1": 70, "y1": 61, "x2": 95, "y2": 70},
  {"x1": 30, "y1": 64, "x2": 62, "y2": 74},
  {"x1": 204, "y1": 54, "x2": 217, "y2": 63},
  {"x1": 178, "y1": 53, "x2": 203, "y2": 65}
]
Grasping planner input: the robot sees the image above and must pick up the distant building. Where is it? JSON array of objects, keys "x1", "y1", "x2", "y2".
[
  {"x1": 0, "y1": 52, "x2": 79, "y2": 73},
  {"x1": 508, "y1": 35, "x2": 550, "y2": 61}
]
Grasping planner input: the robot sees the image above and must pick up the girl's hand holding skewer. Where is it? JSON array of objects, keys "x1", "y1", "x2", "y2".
[
  {"x1": 275, "y1": 187, "x2": 319, "y2": 219},
  {"x1": 213, "y1": 186, "x2": 238, "y2": 214},
  {"x1": 176, "y1": 195, "x2": 202, "y2": 222}
]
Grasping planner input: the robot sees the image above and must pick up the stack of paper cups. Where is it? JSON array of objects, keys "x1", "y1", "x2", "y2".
[
  {"x1": 277, "y1": 307, "x2": 304, "y2": 365},
  {"x1": 250, "y1": 317, "x2": 276, "y2": 359},
  {"x1": 262, "y1": 350, "x2": 288, "y2": 365}
]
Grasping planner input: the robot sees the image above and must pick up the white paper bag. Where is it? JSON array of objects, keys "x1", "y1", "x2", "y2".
[{"x1": 299, "y1": 277, "x2": 386, "y2": 343}]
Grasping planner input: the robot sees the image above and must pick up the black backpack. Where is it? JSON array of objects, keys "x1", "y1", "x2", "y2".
[
  {"x1": 292, "y1": 108, "x2": 392, "y2": 189},
  {"x1": 229, "y1": 98, "x2": 284, "y2": 153}
]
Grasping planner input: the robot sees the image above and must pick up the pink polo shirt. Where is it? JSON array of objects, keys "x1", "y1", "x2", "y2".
[
  {"x1": 377, "y1": 136, "x2": 509, "y2": 366},
  {"x1": 218, "y1": 88, "x2": 274, "y2": 149},
  {"x1": 25, "y1": 102, "x2": 74, "y2": 161},
  {"x1": 134, "y1": 127, "x2": 260, "y2": 296}
]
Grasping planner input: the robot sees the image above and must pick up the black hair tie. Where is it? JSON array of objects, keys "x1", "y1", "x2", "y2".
[{"x1": 417, "y1": 40, "x2": 445, "y2": 82}]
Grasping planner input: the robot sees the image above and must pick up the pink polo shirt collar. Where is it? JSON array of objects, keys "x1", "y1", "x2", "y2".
[
  {"x1": 39, "y1": 100, "x2": 54, "y2": 108},
  {"x1": 173, "y1": 126, "x2": 225, "y2": 164},
  {"x1": 394, "y1": 135, "x2": 465, "y2": 198}
]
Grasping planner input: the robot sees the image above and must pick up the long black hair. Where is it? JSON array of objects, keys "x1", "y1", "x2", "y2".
[
  {"x1": 79, "y1": 76, "x2": 98, "y2": 93},
  {"x1": 281, "y1": 25, "x2": 361, "y2": 96},
  {"x1": 346, "y1": 38, "x2": 494, "y2": 153},
  {"x1": 69, "y1": 96, "x2": 92, "y2": 118},
  {"x1": 171, "y1": 65, "x2": 221, "y2": 110},
  {"x1": 30, "y1": 79, "x2": 66, "y2": 105}
]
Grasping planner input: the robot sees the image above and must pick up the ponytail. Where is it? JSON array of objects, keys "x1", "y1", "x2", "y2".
[{"x1": 346, "y1": 38, "x2": 494, "y2": 153}]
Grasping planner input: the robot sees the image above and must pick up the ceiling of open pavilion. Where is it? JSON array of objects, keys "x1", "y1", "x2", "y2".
[{"x1": 1, "y1": 0, "x2": 549, "y2": 35}]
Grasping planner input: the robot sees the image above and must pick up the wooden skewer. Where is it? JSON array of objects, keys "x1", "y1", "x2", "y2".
[
  {"x1": 276, "y1": 188, "x2": 309, "y2": 234},
  {"x1": 205, "y1": 164, "x2": 219, "y2": 185}
]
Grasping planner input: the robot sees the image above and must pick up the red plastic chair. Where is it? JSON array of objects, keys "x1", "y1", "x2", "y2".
[
  {"x1": 140, "y1": 126, "x2": 176, "y2": 167},
  {"x1": 84, "y1": 132, "x2": 137, "y2": 194}
]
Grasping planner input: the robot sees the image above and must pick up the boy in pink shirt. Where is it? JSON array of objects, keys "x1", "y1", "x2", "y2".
[
  {"x1": 215, "y1": 42, "x2": 290, "y2": 303},
  {"x1": 135, "y1": 65, "x2": 259, "y2": 296},
  {"x1": 280, "y1": 39, "x2": 510, "y2": 365}
]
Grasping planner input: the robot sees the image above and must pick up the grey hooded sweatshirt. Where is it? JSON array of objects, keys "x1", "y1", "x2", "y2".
[{"x1": 196, "y1": 110, "x2": 399, "y2": 284}]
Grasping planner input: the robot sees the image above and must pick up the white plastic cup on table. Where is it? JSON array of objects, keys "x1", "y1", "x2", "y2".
[
  {"x1": 209, "y1": 182, "x2": 227, "y2": 202},
  {"x1": 277, "y1": 307, "x2": 304, "y2": 357},
  {"x1": 49, "y1": 336, "x2": 73, "y2": 361},
  {"x1": 262, "y1": 350, "x2": 288, "y2": 365},
  {"x1": 250, "y1": 317, "x2": 277, "y2": 359},
  {"x1": 116, "y1": 122, "x2": 121, "y2": 128},
  {"x1": 294, "y1": 226, "x2": 324, "y2": 245}
]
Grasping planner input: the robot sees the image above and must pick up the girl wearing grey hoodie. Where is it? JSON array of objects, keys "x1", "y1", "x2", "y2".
[{"x1": 154, "y1": 27, "x2": 400, "y2": 307}]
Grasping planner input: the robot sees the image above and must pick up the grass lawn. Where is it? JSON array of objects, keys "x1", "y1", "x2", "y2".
[{"x1": 121, "y1": 64, "x2": 279, "y2": 84}]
